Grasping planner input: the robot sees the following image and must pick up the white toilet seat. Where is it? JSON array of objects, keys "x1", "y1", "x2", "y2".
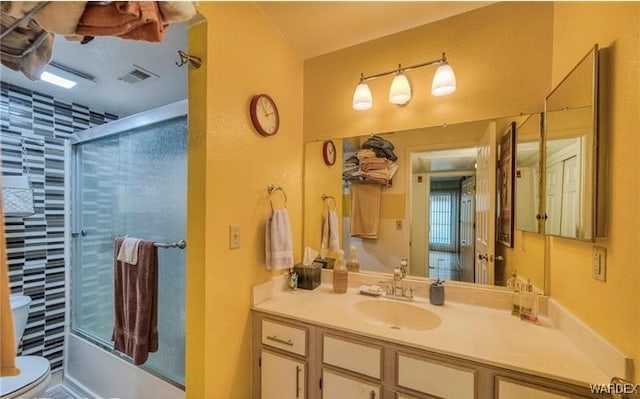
[{"x1": 0, "y1": 356, "x2": 51, "y2": 399}]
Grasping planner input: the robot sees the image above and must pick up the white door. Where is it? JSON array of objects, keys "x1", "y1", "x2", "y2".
[
  {"x1": 560, "y1": 156, "x2": 579, "y2": 237},
  {"x1": 475, "y1": 122, "x2": 497, "y2": 285},
  {"x1": 545, "y1": 161, "x2": 563, "y2": 236},
  {"x1": 322, "y1": 369, "x2": 381, "y2": 399},
  {"x1": 460, "y1": 177, "x2": 475, "y2": 283},
  {"x1": 261, "y1": 350, "x2": 306, "y2": 399}
]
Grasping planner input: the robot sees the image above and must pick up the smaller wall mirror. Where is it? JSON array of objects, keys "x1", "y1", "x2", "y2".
[
  {"x1": 515, "y1": 113, "x2": 542, "y2": 233},
  {"x1": 544, "y1": 44, "x2": 602, "y2": 240}
]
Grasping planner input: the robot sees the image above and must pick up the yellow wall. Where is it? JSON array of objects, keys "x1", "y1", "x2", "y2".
[
  {"x1": 304, "y1": 2, "x2": 553, "y2": 142},
  {"x1": 187, "y1": 3, "x2": 304, "y2": 397},
  {"x1": 500, "y1": 231, "x2": 546, "y2": 291},
  {"x1": 549, "y1": 2, "x2": 640, "y2": 380},
  {"x1": 186, "y1": 20, "x2": 207, "y2": 399}
]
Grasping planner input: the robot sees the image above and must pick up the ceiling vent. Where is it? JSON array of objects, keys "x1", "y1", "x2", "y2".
[{"x1": 118, "y1": 65, "x2": 159, "y2": 84}]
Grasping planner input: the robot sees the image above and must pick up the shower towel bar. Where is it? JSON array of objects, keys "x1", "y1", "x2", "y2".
[
  {"x1": 154, "y1": 240, "x2": 187, "y2": 249},
  {"x1": 107, "y1": 235, "x2": 187, "y2": 250}
]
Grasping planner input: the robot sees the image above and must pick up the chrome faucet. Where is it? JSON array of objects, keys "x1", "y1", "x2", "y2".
[{"x1": 383, "y1": 259, "x2": 413, "y2": 301}]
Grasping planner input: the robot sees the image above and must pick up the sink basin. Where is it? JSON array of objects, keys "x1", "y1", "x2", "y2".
[{"x1": 354, "y1": 300, "x2": 441, "y2": 331}]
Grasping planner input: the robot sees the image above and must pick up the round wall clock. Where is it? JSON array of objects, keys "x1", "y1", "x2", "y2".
[
  {"x1": 322, "y1": 140, "x2": 336, "y2": 165},
  {"x1": 249, "y1": 94, "x2": 280, "y2": 136}
]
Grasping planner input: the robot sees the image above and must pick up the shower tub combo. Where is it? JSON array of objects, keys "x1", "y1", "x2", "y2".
[{"x1": 63, "y1": 101, "x2": 187, "y2": 399}]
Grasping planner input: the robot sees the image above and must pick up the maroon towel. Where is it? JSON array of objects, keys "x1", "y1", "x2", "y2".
[{"x1": 112, "y1": 238, "x2": 158, "y2": 365}]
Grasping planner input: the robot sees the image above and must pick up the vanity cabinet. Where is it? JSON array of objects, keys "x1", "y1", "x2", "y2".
[
  {"x1": 261, "y1": 350, "x2": 306, "y2": 399},
  {"x1": 253, "y1": 312, "x2": 602, "y2": 399},
  {"x1": 322, "y1": 369, "x2": 381, "y2": 398},
  {"x1": 255, "y1": 318, "x2": 310, "y2": 398}
]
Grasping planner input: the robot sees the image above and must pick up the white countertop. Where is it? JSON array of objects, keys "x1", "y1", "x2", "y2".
[{"x1": 252, "y1": 284, "x2": 610, "y2": 387}]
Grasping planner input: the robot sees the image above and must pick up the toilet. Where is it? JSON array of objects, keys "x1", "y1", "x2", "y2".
[{"x1": 0, "y1": 295, "x2": 52, "y2": 399}]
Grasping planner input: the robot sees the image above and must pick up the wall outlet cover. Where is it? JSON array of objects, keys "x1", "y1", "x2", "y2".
[{"x1": 592, "y1": 246, "x2": 606, "y2": 282}]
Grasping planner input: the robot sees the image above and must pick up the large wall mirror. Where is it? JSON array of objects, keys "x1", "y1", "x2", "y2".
[
  {"x1": 544, "y1": 44, "x2": 603, "y2": 240},
  {"x1": 304, "y1": 114, "x2": 547, "y2": 292}
]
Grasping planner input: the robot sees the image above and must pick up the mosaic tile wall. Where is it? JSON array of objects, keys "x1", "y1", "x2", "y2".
[{"x1": 1, "y1": 82, "x2": 117, "y2": 371}]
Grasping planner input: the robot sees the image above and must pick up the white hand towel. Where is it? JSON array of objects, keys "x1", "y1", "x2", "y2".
[
  {"x1": 117, "y1": 237, "x2": 142, "y2": 265},
  {"x1": 265, "y1": 209, "x2": 294, "y2": 270},
  {"x1": 321, "y1": 209, "x2": 340, "y2": 252}
]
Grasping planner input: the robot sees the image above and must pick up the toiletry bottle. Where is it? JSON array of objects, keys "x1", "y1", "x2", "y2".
[
  {"x1": 509, "y1": 271, "x2": 520, "y2": 317},
  {"x1": 507, "y1": 270, "x2": 517, "y2": 289},
  {"x1": 333, "y1": 249, "x2": 348, "y2": 294},
  {"x1": 519, "y1": 279, "x2": 539, "y2": 323},
  {"x1": 346, "y1": 245, "x2": 360, "y2": 272}
]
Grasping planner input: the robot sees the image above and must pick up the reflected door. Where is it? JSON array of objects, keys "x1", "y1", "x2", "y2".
[
  {"x1": 475, "y1": 122, "x2": 496, "y2": 285},
  {"x1": 460, "y1": 177, "x2": 475, "y2": 283}
]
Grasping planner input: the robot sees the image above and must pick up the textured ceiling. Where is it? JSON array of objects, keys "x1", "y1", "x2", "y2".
[{"x1": 258, "y1": 2, "x2": 493, "y2": 59}]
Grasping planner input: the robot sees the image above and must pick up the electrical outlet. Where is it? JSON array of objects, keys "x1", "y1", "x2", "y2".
[
  {"x1": 592, "y1": 246, "x2": 606, "y2": 281},
  {"x1": 396, "y1": 220, "x2": 403, "y2": 230},
  {"x1": 229, "y1": 225, "x2": 240, "y2": 249}
]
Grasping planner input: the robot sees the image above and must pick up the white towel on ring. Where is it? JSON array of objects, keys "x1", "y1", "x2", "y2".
[
  {"x1": 117, "y1": 237, "x2": 142, "y2": 265},
  {"x1": 265, "y1": 209, "x2": 294, "y2": 270},
  {"x1": 321, "y1": 209, "x2": 340, "y2": 252}
]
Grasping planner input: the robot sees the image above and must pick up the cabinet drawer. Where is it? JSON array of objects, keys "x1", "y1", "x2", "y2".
[
  {"x1": 323, "y1": 335, "x2": 382, "y2": 379},
  {"x1": 397, "y1": 353, "x2": 476, "y2": 399},
  {"x1": 496, "y1": 377, "x2": 571, "y2": 399},
  {"x1": 262, "y1": 319, "x2": 307, "y2": 356},
  {"x1": 322, "y1": 369, "x2": 381, "y2": 399}
]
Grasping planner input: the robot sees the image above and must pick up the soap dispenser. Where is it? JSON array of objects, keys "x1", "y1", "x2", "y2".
[
  {"x1": 519, "y1": 279, "x2": 539, "y2": 323},
  {"x1": 508, "y1": 270, "x2": 520, "y2": 317},
  {"x1": 333, "y1": 249, "x2": 348, "y2": 294},
  {"x1": 346, "y1": 245, "x2": 360, "y2": 272}
]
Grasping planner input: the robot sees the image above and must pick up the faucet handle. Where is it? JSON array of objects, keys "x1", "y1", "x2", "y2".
[{"x1": 401, "y1": 285, "x2": 414, "y2": 299}]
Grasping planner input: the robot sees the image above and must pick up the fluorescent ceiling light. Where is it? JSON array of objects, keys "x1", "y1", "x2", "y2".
[{"x1": 40, "y1": 71, "x2": 77, "y2": 89}]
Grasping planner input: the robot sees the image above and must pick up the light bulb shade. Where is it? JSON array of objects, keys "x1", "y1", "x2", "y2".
[
  {"x1": 352, "y1": 81, "x2": 373, "y2": 110},
  {"x1": 389, "y1": 73, "x2": 412, "y2": 105},
  {"x1": 431, "y1": 61, "x2": 456, "y2": 96}
]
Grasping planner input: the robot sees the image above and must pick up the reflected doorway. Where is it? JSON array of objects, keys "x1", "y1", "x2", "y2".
[{"x1": 410, "y1": 147, "x2": 477, "y2": 283}]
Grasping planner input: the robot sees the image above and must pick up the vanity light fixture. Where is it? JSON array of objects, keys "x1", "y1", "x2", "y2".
[{"x1": 352, "y1": 52, "x2": 456, "y2": 110}]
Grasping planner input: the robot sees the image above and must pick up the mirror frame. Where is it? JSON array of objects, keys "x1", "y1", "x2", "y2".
[{"x1": 543, "y1": 44, "x2": 604, "y2": 241}]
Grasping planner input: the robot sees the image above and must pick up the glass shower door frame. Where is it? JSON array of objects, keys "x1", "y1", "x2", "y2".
[{"x1": 68, "y1": 100, "x2": 188, "y2": 389}]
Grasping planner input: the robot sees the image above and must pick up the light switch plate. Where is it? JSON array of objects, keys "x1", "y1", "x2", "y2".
[
  {"x1": 229, "y1": 225, "x2": 240, "y2": 249},
  {"x1": 592, "y1": 246, "x2": 606, "y2": 281}
]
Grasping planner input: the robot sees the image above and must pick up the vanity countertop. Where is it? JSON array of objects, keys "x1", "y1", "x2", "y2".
[{"x1": 252, "y1": 284, "x2": 610, "y2": 388}]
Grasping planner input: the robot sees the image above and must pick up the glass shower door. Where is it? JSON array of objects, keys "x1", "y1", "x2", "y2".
[{"x1": 71, "y1": 115, "x2": 187, "y2": 385}]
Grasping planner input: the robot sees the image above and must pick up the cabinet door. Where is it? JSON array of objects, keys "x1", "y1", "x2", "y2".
[
  {"x1": 322, "y1": 369, "x2": 381, "y2": 399},
  {"x1": 496, "y1": 378, "x2": 571, "y2": 399},
  {"x1": 261, "y1": 350, "x2": 305, "y2": 399}
]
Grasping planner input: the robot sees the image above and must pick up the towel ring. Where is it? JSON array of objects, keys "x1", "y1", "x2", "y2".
[
  {"x1": 267, "y1": 184, "x2": 287, "y2": 210},
  {"x1": 322, "y1": 194, "x2": 337, "y2": 211}
]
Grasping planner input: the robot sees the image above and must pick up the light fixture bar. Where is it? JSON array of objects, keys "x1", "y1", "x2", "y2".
[{"x1": 360, "y1": 53, "x2": 447, "y2": 82}]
